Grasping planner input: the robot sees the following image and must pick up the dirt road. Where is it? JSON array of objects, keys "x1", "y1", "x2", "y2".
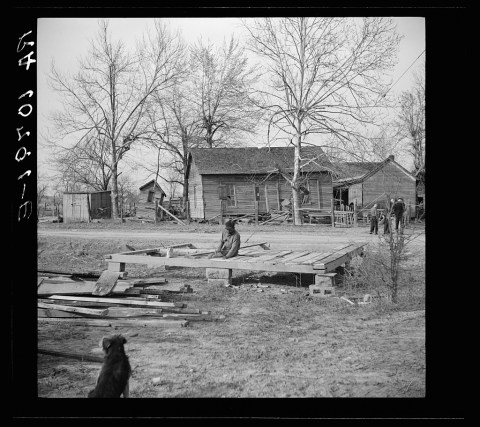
[{"x1": 37, "y1": 223, "x2": 425, "y2": 251}]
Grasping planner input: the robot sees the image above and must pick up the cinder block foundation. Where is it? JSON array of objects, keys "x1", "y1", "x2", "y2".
[{"x1": 309, "y1": 284, "x2": 336, "y2": 297}]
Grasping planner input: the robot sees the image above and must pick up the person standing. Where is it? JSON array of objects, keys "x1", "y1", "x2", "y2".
[
  {"x1": 369, "y1": 203, "x2": 379, "y2": 235},
  {"x1": 209, "y1": 220, "x2": 241, "y2": 259},
  {"x1": 393, "y1": 198, "x2": 405, "y2": 231}
]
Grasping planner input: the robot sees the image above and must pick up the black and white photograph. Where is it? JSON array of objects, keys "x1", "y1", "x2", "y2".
[{"x1": 9, "y1": 4, "x2": 465, "y2": 421}]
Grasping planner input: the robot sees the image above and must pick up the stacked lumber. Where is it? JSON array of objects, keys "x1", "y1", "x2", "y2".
[{"x1": 37, "y1": 273, "x2": 225, "y2": 327}]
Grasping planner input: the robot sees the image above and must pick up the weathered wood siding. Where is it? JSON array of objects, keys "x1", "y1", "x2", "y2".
[
  {"x1": 188, "y1": 160, "x2": 205, "y2": 219},
  {"x1": 197, "y1": 172, "x2": 333, "y2": 220},
  {"x1": 362, "y1": 163, "x2": 416, "y2": 217},
  {"x1": 63, "y1": 193, "x2": 90, "y2": 223},
  {"x1": 348, "y1": 183, "x2": 363, "y2": 207}
]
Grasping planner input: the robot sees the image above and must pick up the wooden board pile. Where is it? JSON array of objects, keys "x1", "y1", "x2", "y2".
[{"x1": 37, "y1": 272, "x2": 225, "y2": 328}]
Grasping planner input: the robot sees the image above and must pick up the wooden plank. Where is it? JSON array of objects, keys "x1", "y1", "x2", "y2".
[
  {"x1": 105, "y1": 307, "x2": 164, "y2": 317},
  {"x1": 313, "y1": 244, "x2": 366, "y2": 271},
  {"x1": 237, "y1": 248, "x2": 263, "y2": 256},
  {"x1": 129, "y1": 277, "x2": 167, "y2": 287},
  {"x1": 247, "y1": 250, "x2": 293, "y2": 263},
  {"x1": 331, "y1": 243, "x2": 356, "y2": 252},
  {"x1": 37, "y1": 317, "x2": 188, "y2": 327},
  {"x1": 190, "y1": 242, "x2": 269, "y2": 258},
  {"x1": 300, "y1": 252, "x2": 333, "y2": 264},
  {"x1": 157, "y1": 204, "x2": 186, "y2": 225},
  {"x1": 38, "y1": 281, "x2": 95, "y2": 296},
  {"x1": 38, "y1": 308, "x2": 84, "y2": 318},
  {"x1": 39, "y1": 298, "x2": 199, "y2": 314},
  {"x1": 92, "y1": 270, "x2": 121, "y2": 296},
  {"x1": 38, "y1": 302, "x2": 108, "y2": 316},
  {"x1": 285, "y1": 252, "x2": 322, "y2": 264},
  {"x1": 238, "y1": 250, "x2": 271, "y2": 257},
  {"x1": 289, "y1": 252, "x2": 327, "y2": 265},
  {"x1": 37, "y1": 279, "x2": 133, "y2": 297},
  {"x1": 38, "y1": 348, "x2": 104, "y2": 363},
  {"x1": 47, "y1": 295, "x2": 180, "y2": 308},
  {"x1": 280, "y1": 251, "x2": 312, "y2": 262},
  {"x1": 38, "y1": 298, "x2": 109, "y2": 308},
  {"x1": 108, "y1": 253, "x2": 317, "y2": 274}
]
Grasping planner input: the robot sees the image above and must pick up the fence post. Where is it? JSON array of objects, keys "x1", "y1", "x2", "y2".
[
  {"x1": 331, "y1": 198, "x2": 335, "y2": 228},
  {"x1": 353, "y1": 199, "x2": 357, "y2": 227}
]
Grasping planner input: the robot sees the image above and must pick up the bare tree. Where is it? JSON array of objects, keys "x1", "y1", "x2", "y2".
[
  {"x1": 189, "y1": 37, "x2": 261, "y2": 147},
  {"x1": 49, "y1": 134, "x2": 113, "y2": 192},
  {"x1": 243, "y1": 17, "x2": 402, "y2": 224},
  {"x1": 395, "y1": 61, "x2": 425, "y2": 186},
  {"x1": 46, "y1": 19, "x2": 185, "y2": 218},
  {"x1": 140, "y1": 83, "x2": 201, "y2": 221},
  {"x1": 37, "y1": 172, "x2": 49, "y2": 220}
]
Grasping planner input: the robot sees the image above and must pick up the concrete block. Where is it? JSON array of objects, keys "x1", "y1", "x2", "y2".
[
  {"x1": 208, "y1": 278, "x2": 232, "y2": 286},
  {"x1": 315, "y1": 273, "x2": 336, "y2": 286},
  {"x1": 309, "y1": 284, "x2": 336, "y2": 297},
  {"x1": 206, "y1": 268, "x2": 232, "y2": 279},
  {"x1": 108, "y1": 262, "x2": 125, "y2": 272}
]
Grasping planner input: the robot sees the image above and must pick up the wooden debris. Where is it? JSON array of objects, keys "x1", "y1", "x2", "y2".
[
  {"x1": 339, "y1": 296, "x2": 355, "y2": 305},
  {"x1": 38, "y1": 308, "x2": 84, "y2": 318},
  {"x1": 38, "y1": 302, "x2": 108, "y2": 316},
  {"x1": 37, "y1": 278, "x2": 132, "y2": 297},
  {"x1": 47, "y1": 295, "x2": 184, "y2": 308},
  {"x1": 38, "y1": 348, "x2": 104, "y2": 363},
  {"x1": 37, "y1": 270, "x2": 102, "y2": 279},
  {"x1": 92, "y1": 270, "x2": 122, "y2": 296},
  {"x1": 38, "y1": 317, "x2": 188, "y2": 327},
  {"x1": 130, "y1": 277, "x2": 167, "y2": 287},
  {"x1": 105, "y1": 307, "x2": 164, "y2": 318}
]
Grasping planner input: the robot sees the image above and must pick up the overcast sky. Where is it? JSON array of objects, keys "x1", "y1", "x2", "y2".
[{"x1": 36, "y1": 17, "x2": 425, "y2": 188}]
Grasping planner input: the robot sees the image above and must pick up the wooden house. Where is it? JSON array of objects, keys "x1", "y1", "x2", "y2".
[
  {"x1": 63, "y1": 190, "x2": 111, "y2": 223},
  {"x1": 186, "y1": 147, "x2": 334, "y2": 221},
  {"x1": 135, "y1": 180, "x2": 166, "y2": 221},
  {"x1": 332, "y1": 155, "x2": 417, "y2": 218}
]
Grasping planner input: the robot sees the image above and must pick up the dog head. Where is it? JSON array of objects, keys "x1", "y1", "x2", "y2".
[{"x1": 101, "y1": 334, "x2": 127, "y2": 354}]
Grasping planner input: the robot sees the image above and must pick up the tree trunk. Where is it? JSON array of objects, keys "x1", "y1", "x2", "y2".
[
  {"x1": 111, "y1": 162, "x2": 120, "y2": 219},
  {"x1": 182, "y1": 136, "x2": 190, "y2": 222},
  {"x1": 292, "y1": 126, "x2": 303, "y2": 225}
]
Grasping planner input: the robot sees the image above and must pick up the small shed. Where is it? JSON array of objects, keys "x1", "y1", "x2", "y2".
[
  {"x1": 63, "y1": 190, "x2": 112, "y2": 223},
  {"x1": 332, "y1": 155, "x2": 417, "y2": 218},
  {"x1": 186, "y1": 146, "x2": 334, "y2": 221},
  {"x1": 135, "y1": 180, "x2": 166, "y2": 221}
]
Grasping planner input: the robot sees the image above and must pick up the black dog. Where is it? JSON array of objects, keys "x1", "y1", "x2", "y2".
[{"x1": 88, "y1": 334, "x2": 131, "y2": 398}]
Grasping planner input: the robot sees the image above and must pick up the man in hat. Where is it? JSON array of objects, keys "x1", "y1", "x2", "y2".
[
  {"x1": 209, "y1": 220, "x2": 241, "y2": 259},
  {"x1": 393, "y1": 198, "x2": 406, "y2": 231}
]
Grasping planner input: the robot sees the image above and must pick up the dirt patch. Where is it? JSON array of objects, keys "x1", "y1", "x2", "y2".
[{"x1": 37, "y1": 223, "x2": 425, "y2": 398}]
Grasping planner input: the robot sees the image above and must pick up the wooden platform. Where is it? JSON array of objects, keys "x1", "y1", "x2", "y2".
[{"x1": 105, "y1": 242, "x2": 367, "y2": 275}]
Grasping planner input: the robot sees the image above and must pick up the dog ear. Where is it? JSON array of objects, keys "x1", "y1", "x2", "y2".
[
  {"x1": 122, "y1": 336, "x2": 127, "y2": 344},
  {"x1": 102, "y1": 337, "x2": 112, "y2": 351}
]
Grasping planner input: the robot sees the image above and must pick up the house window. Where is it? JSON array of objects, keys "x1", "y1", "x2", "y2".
[
  {"x1": 193, "y1": 185, "x2": 197, "y2": 209},
  {"x1": 147, "y1": 190, "x2": 154, "y2": 203},
  {"x1": 226, "y1": 184, "x2": 236, "y2": 207}
]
